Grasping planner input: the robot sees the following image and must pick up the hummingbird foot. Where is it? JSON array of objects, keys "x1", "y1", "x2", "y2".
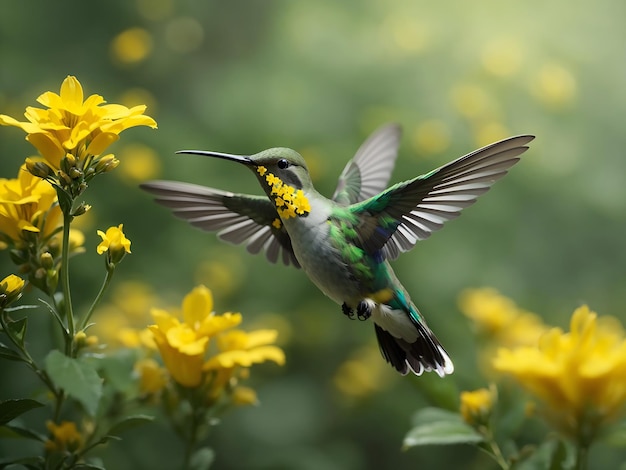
[
  {"x1": 342, "y1": 302, "x2": 356, "y2": 320},
  {"x1": 356, "y1": 300, "x2": 373, "y2": 321}
]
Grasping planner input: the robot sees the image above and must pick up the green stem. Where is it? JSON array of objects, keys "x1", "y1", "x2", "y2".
[
  {"x1": 0, "y1": 311, "x2": 62, "y2": 403},
  {"x1": 60, "y1": 210, "x2": 75, "y2": 354},
  {"x1": 78, "y1": 267, "x2": 114, "y2": 331},
  {"x1": 574, "y1": 439, "x2": 590, "y2": 470},
  {"x1": 479, "y1": 425, "x2": 509, "y2": 470}
]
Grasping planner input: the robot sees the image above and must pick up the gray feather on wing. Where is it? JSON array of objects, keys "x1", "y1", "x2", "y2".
[{"x1": 140, "y1": 180, "x2": 300, "y2": 268}]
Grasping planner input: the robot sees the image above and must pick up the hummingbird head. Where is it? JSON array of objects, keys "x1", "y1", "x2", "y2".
[{"x1": 176, "y1": 147, "x2": 314, "y2": 220}]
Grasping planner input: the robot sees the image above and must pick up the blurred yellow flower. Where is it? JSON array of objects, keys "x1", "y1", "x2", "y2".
[
  {"x1": 97, "y1": 224, "x2": 131, "y2": 264},
  {"x1": 333, "y1": 345, "x2": 395, "y2": 399},
  {"x1": 231, "y1": 386, "x2": 259, "y2": 406},
  {"x1": 204, "y1": 329, "x2": 285, "y2": 369},
  {"x1": 450, "y1": 84, "x2": 498, "y2": 121},
  {"x1": 111, "y1": 28, "x2": 153, "y2": 64},
  {"x1": 493, "y1": 305, "x2": 626, "y2": 440},
  {"x1": 0, "y1": 165, "x2": 61, "y2": 248},
  {"x1": 531, "y1": 63, "x2": 577, "y2": 109},
  {"x1": 481, "y1": 38, "x2": 525, "y2": 78},
  {"x1": 0, "y1": 274, "x2": 25, "y2": 307},
  {"x1": 44, "y1": 420, "x2": 83, "y2": 453},
  {"x1": 460, "y1": 386, "x2": 496, "y2": 427},
  {"x1": 410, "y1": 120, "x2": 450, "y2": 155},
  {"x1": 0, "y1": 75, "x2": 157, "y2": 170},
  {"x1": 116, "y1": 143, "x2": 161, "y2": 182},
  {"x1": 460, "y1": 288, "x2": 546, "y2": 348},
  {"x1": 134, "y1": 358, "x2": 168, "y2": 395}
]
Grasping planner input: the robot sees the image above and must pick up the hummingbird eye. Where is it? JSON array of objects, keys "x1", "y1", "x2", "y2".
[{"x1": 277, "y1": 159, "x2": 289, "y2": 170}]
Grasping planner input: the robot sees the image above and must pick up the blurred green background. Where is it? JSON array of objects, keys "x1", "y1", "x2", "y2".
[{"x1": 1, "y1": 0, "x2": 625, "y2": 468}]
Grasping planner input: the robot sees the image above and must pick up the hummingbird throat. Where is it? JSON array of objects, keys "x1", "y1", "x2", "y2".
[{"x1": 256, "y1": 166, "x2": 311, "y2": 224}]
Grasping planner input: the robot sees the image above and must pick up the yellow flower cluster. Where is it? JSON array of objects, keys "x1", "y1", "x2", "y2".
[
  {"x1": 149, "y1": 285, "x2": 285, "y2": 392},
  {"x1": 44, "y1": 421, "x2": 83, "y2": 453},
  {"x1": 0, "y1": 75, "x2": 157, "y2": 172},
  {"x1": 256, "y1": 166, "x2": 311, "y2": 220},
  {"x1": 0, "y1": 165, "x2": 62, "y2": 249},
  {"x1": 493, "y1": 305, "x2": 626, "y2": 440}
]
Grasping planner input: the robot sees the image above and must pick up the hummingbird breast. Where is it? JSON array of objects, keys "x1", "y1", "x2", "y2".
[{"x1": 283, "y1": 198, "x2": 364, "y2": 305}]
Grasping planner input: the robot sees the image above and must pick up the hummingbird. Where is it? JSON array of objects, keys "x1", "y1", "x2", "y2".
[{"x1": 141, "y1": 124, "x2": 534, "y2": 377}]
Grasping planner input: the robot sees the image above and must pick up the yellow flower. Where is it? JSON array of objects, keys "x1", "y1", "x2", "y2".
[
  {"x1": 134, "y1": 358, "x2": 168, "y2": 395},
  {"x1": 148, "y1": 285, "x2": 243, "y2": 387},
  {"x1": 0, "y1": 274, "x2": 25, "y2": 307},
  {"x1": 0, "y1": 165, "x2": 61, "y2": 248},
  {"x1": 460, "y1": 386, "x2": 496, "y2": 427},
  {"x1": 44, "y1": 421, "x2": 83, "y2": 453},
  {"x1": 96, "y1": 224, "x2": 131, "y2": 264},
  {"x1": 204, "y1": 329, "x2": 285, "y2": 369},
  {"x1": 493, "y1": 306, "x2": 626, "y2": 440},
  {"x1": 0, "y1": 75, "x2": 157, "y2": 170}
]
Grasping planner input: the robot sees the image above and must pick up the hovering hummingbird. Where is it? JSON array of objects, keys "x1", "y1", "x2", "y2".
[{"x1": 141, "y1": 125, "x2": 534, "y2": 377}]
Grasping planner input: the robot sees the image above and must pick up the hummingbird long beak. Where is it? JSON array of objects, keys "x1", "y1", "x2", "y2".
[{"x1": 176, "y1": 150, "x2": 254, "y2": 166}]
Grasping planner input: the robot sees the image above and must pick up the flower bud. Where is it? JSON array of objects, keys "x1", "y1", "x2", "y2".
[
  {"x1": 0, "y1": 274, "x2": 25, "y2": 307},
  {"x1": 26, "y1": 159, "x2": 55, "y2": 179},
  {"x1": 40, "y1": 252, "x2": 54, "y2": 269}
]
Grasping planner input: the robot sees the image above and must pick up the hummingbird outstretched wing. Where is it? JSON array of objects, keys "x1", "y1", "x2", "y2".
[
  {"x1": 332, "y1": 123, "x2": 402, "y2": 205},
  {"x1": 350, "y1": 135, "x2": 535, "y2": 260},
  {"x1": 140, "y1": 181, "x2": 301, "y2": 267}
]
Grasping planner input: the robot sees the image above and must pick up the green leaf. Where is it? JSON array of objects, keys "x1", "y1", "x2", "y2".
[
  {"x1": 190, "y1": 447, "x2": 215, "y2": 470},
  {"x1": 44, "y1": 350, "x2": 103, "y2": 416},
  {"x1": 107, "y1": 414, "x2": 154, "y2": 436},
  {"x1": 403, "y1": 407, "x2": 484, "y2": 449},
  {"x1": 514, "y1": 438, "x2": 575, "y2": 470},
  {"x1": 5, "y1": 317, "x2": 27, "y2": 347},
  {"x1": 52, "y1": 183, "x2": 74, "y2": 215},
  {"x1": 0, "y1": 423, "x2": 46, "y2": 442},
  {"x1": 0, "y1": 399, "x2": 45, "y2": 425},
  {"x1": 0, "y1": 456, "x2": 44, "y2": 469},
  {"x1": 0, "y1": 343, "x2": 23, "y2": 362}
]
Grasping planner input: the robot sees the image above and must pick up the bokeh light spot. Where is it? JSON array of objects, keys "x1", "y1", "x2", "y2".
[{"x1": 110, "y1": 27, "x2": 153, "y2": 64}]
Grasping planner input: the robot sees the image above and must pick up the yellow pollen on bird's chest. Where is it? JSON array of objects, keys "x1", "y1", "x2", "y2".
[{"x1": 257, "y1": 166, "x2": 311, "y2": 221}]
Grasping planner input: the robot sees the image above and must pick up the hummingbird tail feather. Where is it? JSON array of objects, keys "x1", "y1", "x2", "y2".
[{"x1": 374, "y1": 322, "x2": 454, "y2": 377}]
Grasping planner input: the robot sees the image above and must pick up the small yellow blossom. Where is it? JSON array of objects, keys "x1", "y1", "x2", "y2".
[
  {"x1": 493, "y1": 305, "x2": 626, "y2": 440},
  {"x1": 97, "y1": 224, "x2": 131, "y2": 264},
  {"x1": 0, "y1": 165, "x2": 61, "y2": 248},
  {"x1": 44, "y1": 421, "x2": 83, "y2": 453},
  {"x1": 460, "y1": 386, "x2": 496, "y2": 427},
  {"x1": 0, "y1": 75, "x2": 157, "y2": 170},
  {"x1": 231, "y1": 386, "x2": 259, "y2": 406},
  {"x1": 272, "y1": 218, "x2": 282, "y2": 229},
  {"x1": 134, "y1": 358, "x2": 168, "y2": 395},
  {"x1": 256, "y1": 166, "x2": 267, "y2": 176},
  {"x1": 0, "y1": 274, "x2": 25, "y2": 307}
]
